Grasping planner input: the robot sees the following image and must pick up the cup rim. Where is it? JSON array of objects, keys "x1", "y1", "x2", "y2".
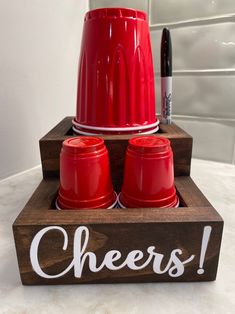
[
  {"x1": 72, "y1": 118, "x2": 159, "y2": 132},
  {"x1": 56, "y1": 192, "x2": 118, "y2": 210},
  {"x1": 72, "y1": 125, "x2": 159, "y2": 136},
  {"x1": 117, "y1": 193, "x2": 179, "y2": 209}
]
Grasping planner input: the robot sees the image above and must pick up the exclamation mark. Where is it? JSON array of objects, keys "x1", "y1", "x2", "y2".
[{"x1": 197, "y1": 226, "x2": 212, "y2": 275}]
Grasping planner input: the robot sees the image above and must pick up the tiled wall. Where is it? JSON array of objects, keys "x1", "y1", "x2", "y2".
[{"x1": 89, "y1": 0, "x2": 235, "y2": 164}]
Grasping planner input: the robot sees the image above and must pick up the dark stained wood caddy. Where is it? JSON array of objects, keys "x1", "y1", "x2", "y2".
[
  {"x1": 39, "y1": 117, "x2": 193, "y2": 192},
  {"x1": 13, "y1": 117, "x2": 223, "y2": 285}
]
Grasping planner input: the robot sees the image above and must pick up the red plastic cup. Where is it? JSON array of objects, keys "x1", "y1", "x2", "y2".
[
  {"x1": 73, "y1": 7, "x2": 159, "y2": 135},
  {"x1": 119, "y1": 136, "x2": 179, "y2": 208},
  {"x1": 57, "y1": 137, "x2": 117, "y2": 210}
]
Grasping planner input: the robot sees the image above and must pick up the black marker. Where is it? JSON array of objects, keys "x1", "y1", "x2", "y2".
[{"x1": 161, "y1": 28, "x2": 172, "y2": 124}]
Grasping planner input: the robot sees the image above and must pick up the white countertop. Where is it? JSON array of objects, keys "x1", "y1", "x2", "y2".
[{"x1": 0, "y1": 159, "x2": 235, "y2": 314}]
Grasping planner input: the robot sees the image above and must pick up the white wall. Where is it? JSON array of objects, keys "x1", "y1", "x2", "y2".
[
  {"x1": 90, "y1": 0, "x2": 235, "y2": 164},
  {"x1": 0, "y1": 1, "x2": 89, "y2": 179}
]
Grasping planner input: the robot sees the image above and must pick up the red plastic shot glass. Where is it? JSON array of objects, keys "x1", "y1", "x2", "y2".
[
  {"x1": 118, "y1": 136, "x2": 179, "y2": 208},
  {"x1": 56, "y1": 137, "x2": 117, "y2": 210},
  {"x1": 73, "y1": 7, "x2": 159, "y2": 135}
]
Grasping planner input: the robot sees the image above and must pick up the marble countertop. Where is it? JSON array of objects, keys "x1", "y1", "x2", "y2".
[{"x1": 0, "y1": 159, "x2": 235, "y2": 314}]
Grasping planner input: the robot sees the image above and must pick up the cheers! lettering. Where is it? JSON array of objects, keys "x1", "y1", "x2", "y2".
[{"x1": 30, "y1": 226, "x2": 211, "y2": 279}]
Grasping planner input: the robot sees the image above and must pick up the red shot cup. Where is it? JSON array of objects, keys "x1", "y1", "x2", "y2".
[
  {"x1": 57, "y1": 137, "x2": 117, "y2": 210},
  {"x1": 119, "y1": 136, "x2": 179, "y2": 208},
  {"x1": 73, "y1": 7, "x2": 159, "y2": 135}
]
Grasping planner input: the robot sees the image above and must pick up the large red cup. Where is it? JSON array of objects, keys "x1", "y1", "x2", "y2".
[
  {"x1": 57, "y1": 137, "x2": 117, "y2": 209},
  {"x1": 119, "y1": 136, "x2": 179, "y2": 208},
  {"x1": 73, "y1": 8, "x2": 159, "y2": 135}
]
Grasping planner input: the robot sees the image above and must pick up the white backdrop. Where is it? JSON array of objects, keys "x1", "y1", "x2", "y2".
[{"x1": 0, "y1": 0, "x2": 88, "y2": 179}]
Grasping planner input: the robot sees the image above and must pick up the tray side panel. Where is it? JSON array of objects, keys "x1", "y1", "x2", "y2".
[{"x1": 13, "y1": 219, "x2": 223, "y2": 285}]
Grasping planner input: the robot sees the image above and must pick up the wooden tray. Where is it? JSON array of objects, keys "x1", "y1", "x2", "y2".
[
  {"x1": 13, "y1": 176, "x2": 223, "y2": 285},
  {"x1": 39, "y1": 117, "x2": 193, "y2": 191}
]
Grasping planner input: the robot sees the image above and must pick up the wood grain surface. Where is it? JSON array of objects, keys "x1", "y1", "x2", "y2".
[
  {"x1": 13, "y1": 177, "x2": 223, "y2": 285},
  {"x1": 40, "y1": 117, "x2": 193, "y2": 191}
]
